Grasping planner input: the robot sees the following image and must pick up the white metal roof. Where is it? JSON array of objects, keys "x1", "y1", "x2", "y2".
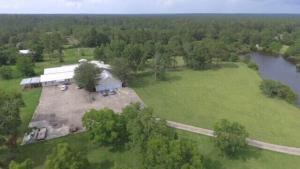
[
  {"x1": 40, "y1": 72, "x2": 74, "y2": 83},
  {"x1": 78, "y1": 59, "x2": 87, "y2": 63},
  {"x1": 40, "y1": 60, "x2": 111, "y2": 83},
  {"x1": 98, "y1": 70, "x2": 121, "y2": 84},
  {"x1": 100, "y1": 70, "x2": 112, "y2": 79},
  {"x1": 90, "y1": 60, "x2": 111, "y2": 69},
  {"x1": 19, "y1": 50, "x2": 31, "y2": 55},
  {"x1": 44, "y1": 64, "x2": 78, "y2": 75},
  {"x1": 20, "y1": 77, "x2": 41, "y2": 85}
]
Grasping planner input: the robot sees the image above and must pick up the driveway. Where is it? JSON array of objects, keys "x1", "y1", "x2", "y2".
[
  {"x1": 167, "y1": 121, "x2": 300, "y2": 156},
  {"x1": 29, "y1": 84, "x2": 143, "y2": 140}
]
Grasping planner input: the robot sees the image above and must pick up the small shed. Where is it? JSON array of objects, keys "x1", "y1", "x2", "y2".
[
  {"x1": 19, "y1": 49, "x2": 31, "y2": 55},
  {"x1": 20, "y1": 77, "x2": 41, "y2": 88}
]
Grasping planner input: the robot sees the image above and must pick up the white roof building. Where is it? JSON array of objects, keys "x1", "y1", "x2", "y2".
[
  {"x1": 20, "y1": 77, "x2": 41, "y2": 88},
  {"x1": 40, "y1": 60, "x2": 112, "y2": 86},
  {"x1": 19, "y1": 50, "x2": 31, "y2": 55}
]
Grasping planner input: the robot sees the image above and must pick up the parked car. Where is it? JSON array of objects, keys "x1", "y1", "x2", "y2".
[
  {"x1": 101, "y1": 90, "x2": 109, "y2": 97},
  {"x1": 109, "y1": 90, "x2": 117, "y2": 95},
  {"x1": 59, "y1": 85, "x2": 68, "y2": 91}
]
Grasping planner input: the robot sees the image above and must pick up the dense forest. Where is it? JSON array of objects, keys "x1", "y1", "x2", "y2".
[{"x1": 1, "y1": 14, "x2": 300, "y2": 81}]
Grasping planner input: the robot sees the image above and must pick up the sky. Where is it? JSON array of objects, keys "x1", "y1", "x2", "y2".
[{"x1": 0, "y1": 0, "x2": 299, "y2": 14}]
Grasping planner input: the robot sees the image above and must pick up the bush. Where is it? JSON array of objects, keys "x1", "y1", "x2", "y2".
[
  {"x1": 296, "y1": 64, "x2": 300, "y2": 71},
  {"x1": 45, "y1": 143, "x2": 89, "y2": 169},
  {"x1": 0, "y1": 66, "x2": 13, "y2": 79},
  {"x1": 9, "y1": 159, "x2": 33, "y2": 169},
  {"x1": 247, "y1": 62, "x2": 259, "y2": 70},
  {"x1": 260, "y1": 80, "x2": 297, "y2": 103},
  {"x1": 214, "y1": 119, "x2": 249, "y2": 157},
  {"x1": 228, "y1": 54, "x2": 239, "y2": 62}
]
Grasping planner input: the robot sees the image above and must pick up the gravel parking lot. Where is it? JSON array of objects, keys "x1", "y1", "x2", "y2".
[{"x1": 29, "y1": 84, "x2": 143, "y2": 140}]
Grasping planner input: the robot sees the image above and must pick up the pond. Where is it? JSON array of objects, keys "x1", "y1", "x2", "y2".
[{"x1": 248, "y1": 53, "x2": 300, "y2": 106}]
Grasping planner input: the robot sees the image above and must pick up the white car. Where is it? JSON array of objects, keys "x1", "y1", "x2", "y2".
[{"x1": 59, "y1": 85, "x2": 68, "y2": 91}]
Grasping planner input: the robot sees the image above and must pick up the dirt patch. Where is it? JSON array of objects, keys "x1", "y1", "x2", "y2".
[{"x1": 29, "y1": 84, "x2": 143, "y2": 140}]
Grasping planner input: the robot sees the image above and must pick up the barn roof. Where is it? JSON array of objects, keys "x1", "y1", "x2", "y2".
[
  {"x1": 40, "y1": 60, "x2": 111, "y2": 83},
  {"x1": 19, "y1": 50, "x2": 31, "y2": 55},
  {"x1": 20, "y1": 77, "x2": 41, "y2": 85}
]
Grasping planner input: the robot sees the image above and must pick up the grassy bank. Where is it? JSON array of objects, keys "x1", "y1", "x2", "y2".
[{"x1": 133, "y1": 63, "x2": 300, "y2": 147}]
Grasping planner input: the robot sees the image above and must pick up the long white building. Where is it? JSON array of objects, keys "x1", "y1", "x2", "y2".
[{"x1": 21, "y1": 60, "x2": 122, "y2": 92}]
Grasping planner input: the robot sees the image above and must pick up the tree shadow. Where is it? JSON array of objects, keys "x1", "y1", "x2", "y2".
[
  {"x1": 99, "y1": 159, "x2": 114, "y2": 169},
  {"x1": 129, "y1": 71, "x2": 182, "y2": 88},
  {"x1": 237, "y1": 147, "x2": 261, "y2": 161},
  {"x1": 203, "y1": 157, "x2": 223, "y2": 169},
  {"x1": 108, "y1": 144, "x2": 128, "y2": 153},
  {"x1": 161, "y1": 74, "x2": 182, "y2": 82},
  {"x1": 89, "y1": 160, "x2": 114, "y2": 169},
  {"x1": 222, "y1": 146, "x2": 262, "y2": 161},
  {"x1": 210, "y1": 62, "x2": 239, "y2": 70}
]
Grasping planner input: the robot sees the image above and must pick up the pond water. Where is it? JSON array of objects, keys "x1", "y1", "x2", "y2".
[{"x1": 248, "y1": 53, "x2": 300, "y2": 106}]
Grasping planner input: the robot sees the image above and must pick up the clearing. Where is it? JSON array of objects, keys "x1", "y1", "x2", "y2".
[
  {"x1": 133, "y1": 63, "x2": 300, "y2": 147},
  {"x1": 30, "y1": 84, "x2": 142, "y2": 139}
]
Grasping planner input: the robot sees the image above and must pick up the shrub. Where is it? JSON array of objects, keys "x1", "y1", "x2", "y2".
[
  {"x1": 296, "y1": 64, "x2": 300, "y2": 71},
  {"x1": 45, "y1": 143, "x2": 89, "y2": 169},
  {"x1": 247, "y1": 62, "x2": 259, "y2": 70},
  {"x1": 260, "y1": 80, "x2": 297, "y2": 103},
  {"x1": 9, "y1": 159, "x2": 33, "y2": 169},
  {"x1": 0, "y1": 66, "x2": 13, "y2": 79},
  {"x1": 228, "y1": 54, "x2": 239, "y2": 62}
]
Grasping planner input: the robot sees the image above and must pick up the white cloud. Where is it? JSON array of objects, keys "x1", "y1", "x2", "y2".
[
  {"x1": 157, "y1": 0, "x2": 184, "y2": 6},
  {"x1": 0, "y1": 0, "x2": 299, "y2": 14}
]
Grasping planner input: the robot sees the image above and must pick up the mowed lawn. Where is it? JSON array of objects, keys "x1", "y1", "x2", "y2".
[
  {"x1": 133, "y1": 63, "x2": 300, "y2": 147},
  {"x1": 1, "y1": 57, "x2": 300, "y2": 168},
  {"x1": 179, "y1": 130, "x2": 300, "y2": 169}
]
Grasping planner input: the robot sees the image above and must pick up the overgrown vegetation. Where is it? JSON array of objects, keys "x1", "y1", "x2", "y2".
[
  {"x1": 0, "y1": 89, "x2": 24, "y2": 149},
  {"x1": 44, "y1": 143, "x2": 90, "y2": 169},
  {"x1": 9, "y1": 159, "x2": 33, "y2": 169},
  {"x1": 83, "y1": 103, "x2": 207, "y2": 169},
  {"x1": 260, "y1": 80, "x2": 297, "y2": 103}
]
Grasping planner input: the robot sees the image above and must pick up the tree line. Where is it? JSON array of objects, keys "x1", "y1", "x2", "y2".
[
  {"x1": 8, "y1": 103, "x2": 249, "y2": 169},
  {"x1": 1, "y1": 14, "x2": 300, "y2": 81}
]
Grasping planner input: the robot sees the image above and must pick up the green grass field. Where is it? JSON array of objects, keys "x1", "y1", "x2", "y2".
[
  {"x1": 179, "y1": 130, "x2": 300, "y2": 169},
  {"x1": 35, "y1": 48, "x2": 94, "y2": 74},
  {"x1": 133, "y1": 63, "x2": 300, "y2": 147},
  {"x1": 1, "y1": 50, "x2": 300, "y2": 168}
]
